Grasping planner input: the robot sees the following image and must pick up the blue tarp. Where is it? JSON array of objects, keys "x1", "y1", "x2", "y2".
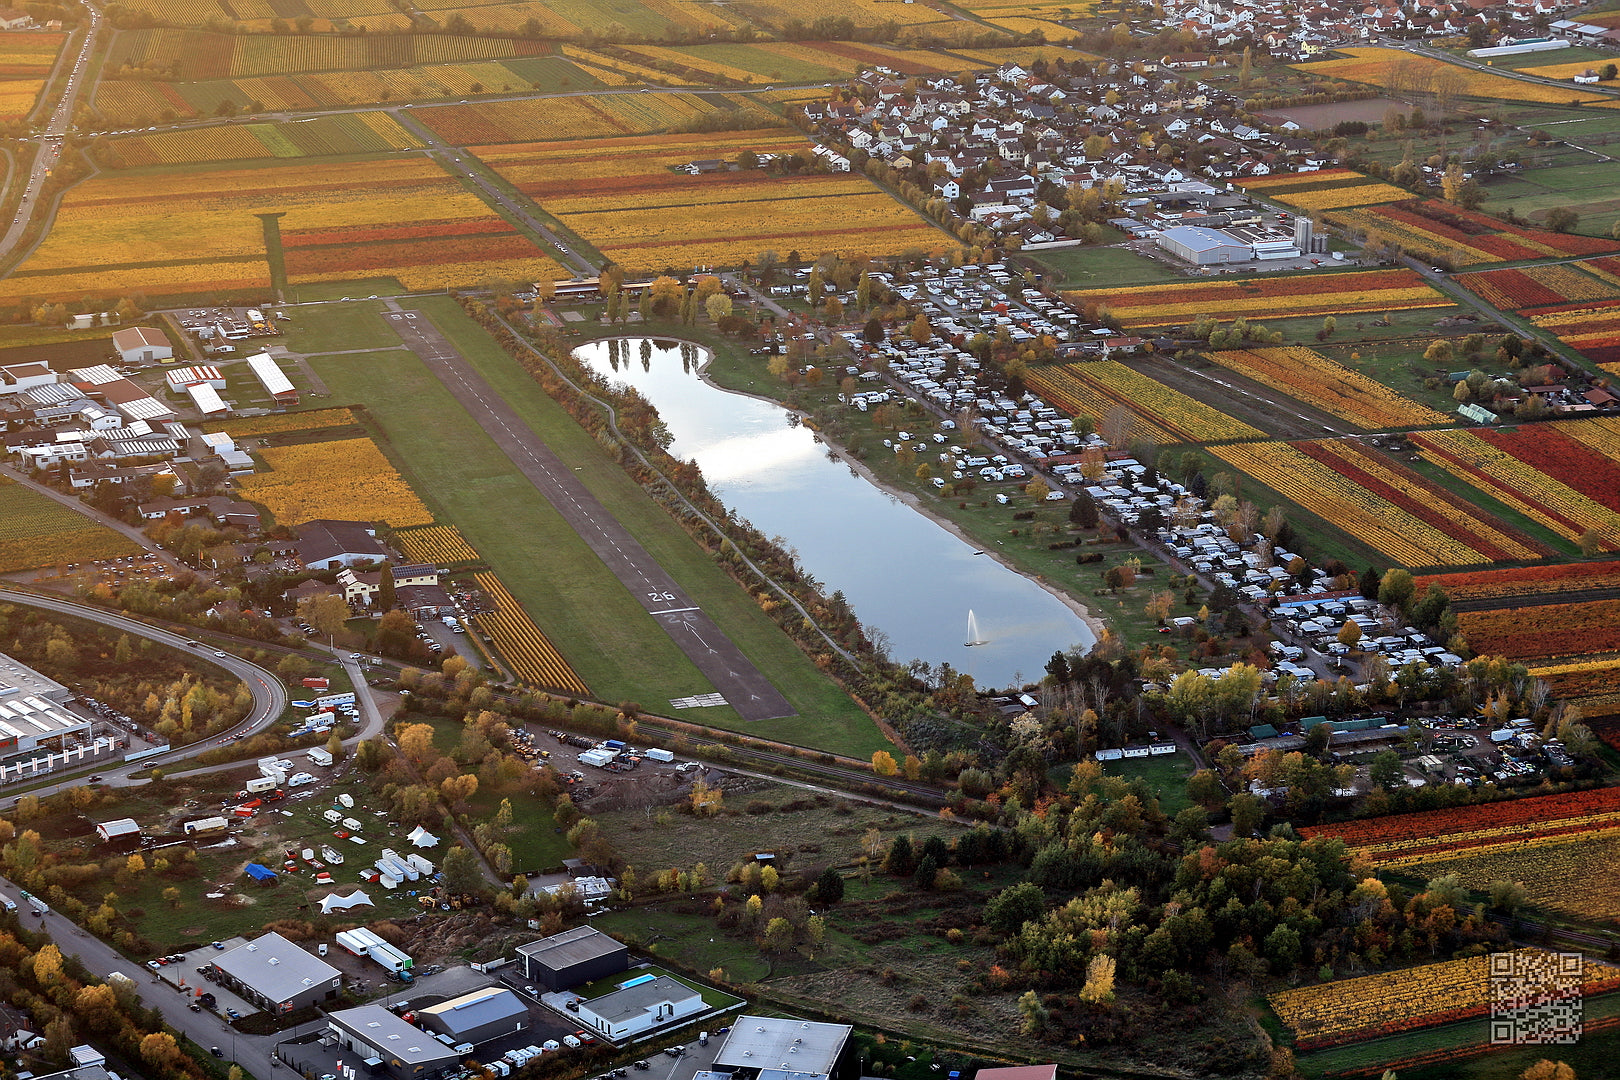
[{"x1": 244, "y1": 863, "x2": 277, "y2": 882}]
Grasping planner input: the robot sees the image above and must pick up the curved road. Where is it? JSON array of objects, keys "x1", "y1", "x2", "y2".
[{"x1": 0, "y1": 588, "x2": 287, "y2": 793}]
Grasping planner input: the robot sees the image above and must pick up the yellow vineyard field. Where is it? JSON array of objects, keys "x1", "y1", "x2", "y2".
[
  {"x1": 396, "y1": 524, "x2": 480, "y2": 565},
  {"x1": 237, "y1": 438, "x2": 432, "y2": 528},
  {"x1": 472, "y1": 572, "x2": 588, "y2": 695},
  {"x1": 1297, "y1": 48, "x2": 1613, "y2": 105},
  {"x1": 0, "y1": 480, "x2": 142, "y2": 572}
]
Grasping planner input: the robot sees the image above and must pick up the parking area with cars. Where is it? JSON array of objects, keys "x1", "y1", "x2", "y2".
[{"x1": 147, "y1": 937, "x2": 259, "y2": 1020}]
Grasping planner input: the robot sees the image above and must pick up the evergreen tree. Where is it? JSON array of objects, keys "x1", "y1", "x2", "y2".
[{"x1": 884, "y1": 834, "x2": 915, "y2": 875}]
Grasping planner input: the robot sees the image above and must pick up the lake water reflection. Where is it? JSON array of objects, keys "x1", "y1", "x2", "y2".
[{"x1": 574, "y1": 337, "x2": 1096, "y2": 689}]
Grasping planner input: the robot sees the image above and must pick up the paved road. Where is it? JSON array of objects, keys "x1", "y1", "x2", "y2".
[
  {"x1": 0, "y1": 589, "x2": 288, "y2": 792},
  {"x1": 383, "y1": 308, "x2": 795, "y2": 721},
  {"x1": 0, "y1": 4, "x2": 101, "y2": 260},
  {"x1": 388, "y1": 114, "x2": 597, "y2": 276},
  {"x1": 0, "y1": 867, "x2": 286, "y2": 1077}
]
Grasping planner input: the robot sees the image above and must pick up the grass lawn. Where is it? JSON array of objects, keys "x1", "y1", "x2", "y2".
[
  {"x1": 311, "y1": 347, "x2": 719, "y2": 711},
  {"x1": 595, "y1": 775, "x2": 959, "y2": 878},
  {"x1": 1507, "y1": 45, "x2": 1616, "y2": 69},
  {"x1": 282, "y1": 302, "x2": 403, "y2": 354},
  {"x1": 51, "y1": 771, "x2": 425, "y2": 952},
  {"x1": 300, "y1": 299, "x2": 885, "y2": 756},
  {"x1": 1023, "y1": 244, "x2": 1180, "y2": 287},
  {"x1": 1313, "y1": 325, "x2": 1500, "y2": 414},
  {"x1": 1479, "y1": 159, "x2": 1620, "y2": 236},
  {"x1": 285, "y1": 279, "x2": 411, "y2": 304},
  {"x1": 590, "y1": 910, "x2": 772, "y2": 983},
  {"x1": 1100, "y1": 753, "x2": 1196, "y2": 815}
]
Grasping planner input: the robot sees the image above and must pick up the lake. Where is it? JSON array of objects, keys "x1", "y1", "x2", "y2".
[{"x1": 574, "y1": 337, "x2": 1096, "y2": 689}]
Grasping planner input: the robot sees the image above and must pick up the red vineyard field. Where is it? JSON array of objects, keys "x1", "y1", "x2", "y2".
[{"x1": 1301, "y1": 786, "x2": 1620, "y2": 855}]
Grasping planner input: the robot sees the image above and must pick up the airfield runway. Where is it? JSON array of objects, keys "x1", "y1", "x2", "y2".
[{"x1": 387, "y1": 309, "x2": 796, "y2": 722}]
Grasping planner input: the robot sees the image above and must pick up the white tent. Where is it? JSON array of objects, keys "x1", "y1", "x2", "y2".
[
  {"x1": 318, "y1": 890, "x2": 373, "y2": 914},
  {"x1": 406, "y1": 825, "x2": 439, "y2": 848}
]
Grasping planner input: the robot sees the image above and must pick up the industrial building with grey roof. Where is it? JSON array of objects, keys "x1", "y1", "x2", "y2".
[{"x1": 208, "y1": 931, "x2": 342, "y2": 1014}]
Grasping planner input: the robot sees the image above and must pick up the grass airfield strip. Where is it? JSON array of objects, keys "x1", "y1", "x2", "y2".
[{"x1": 303, "y1": 299, "x2": 888, "y2": 753}]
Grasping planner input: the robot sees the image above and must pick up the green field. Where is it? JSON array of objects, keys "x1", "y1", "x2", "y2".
[
  {"x1": 1025, "y1": 244, "x2": 1185, "y2": 287},
  {"x1": 1100, "y1": 753, "x2": 1196, "y2": 815},
  {"x1": 74, "y1": 772, "x2": 428, "y2": 951},
  {"x1": 418, "y1": 715, "x2": 568, "y2": 871},
  {"x1": 297, "y1": 299, "x2": 887, "y2": 755},
  {"x1": 666, "y1": 43, "x2": 846, "y2": 82},
  {"x1": 596, "y1": 774, "x2": 958, "y2": 876},
  {"x1": 1507, "y1": 45, "x2": 1616, "y2": 70},
  {"x1": 1479, "y1": 160, "x2": 1620, "y2": 236}
]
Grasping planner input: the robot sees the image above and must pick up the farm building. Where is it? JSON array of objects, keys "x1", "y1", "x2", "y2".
[
  {"x1": 245, "y1": 352, "x2": 298, "y2": 405},
  {"x1": 111, "y1": 327, "x2": 173, "y2": 364},
  {"x1": 210, "y1": 932, "x2": 342, "y2": 1014},
  {"x1": 516, "y1": 925, "x2": 628, "y2": 990},
  {"x1": 391, "y1": 564, "x2": 440, "y2": 587},
  {"x1": 164, "y1": 366, "x2": 225, "y2": 392},
  {"x1": 93, "y1": 818, "x2": 140, "y2": 844},
  {"x1": 0, "y1": 362, "x2": 58, "y2": 396},
  {"x1": 325, "y1": 1005, "x2": 459, "y2": 1080},
  {"x1": 571, "y1": 975, "x2": 704, "y2": 1041},
  {"x1": 186, "y1": 382, "x2": 229, "y2": 415},
  {"x1": 69, "y1": 365, "x2": 174, "y2": 424},
  {"x1": 1156, "y1": 225, "x2": 1250, "y2": 265},
  {"x1": 295, "y1": 519, "x2": 388, "y2": 570},
  {"x1": 713, "y1": 1016, "x2": 855, "y2": 1080},
  {"x1": 415, "y1": 987, "x2": 528, "y2": 1045}
]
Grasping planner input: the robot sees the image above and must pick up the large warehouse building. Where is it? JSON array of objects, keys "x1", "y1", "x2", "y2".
[
  {"x1": 1156, "y1": 225, "x2": 1251, "y2": 265},
  {"x1": 516, "y1": 925, "x2": 628, "y2": 991},
  {"x1": 209, "y1": 932, "x2": 343, "y2": 1014},
  {"x1": 325, "y1": 1005, "x2": 459, "y2": 1080},
  {"x1": 416, "y1": 987, "x2": 529, "y2": 1046}
]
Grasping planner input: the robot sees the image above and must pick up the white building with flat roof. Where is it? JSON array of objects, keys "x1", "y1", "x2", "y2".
[
  {"x1": 713, "y1": 1016, "x2": 854, "y2": 1080},
  {"x1": 572, "y1": 975, "x2": 704, "y2": 1041}
]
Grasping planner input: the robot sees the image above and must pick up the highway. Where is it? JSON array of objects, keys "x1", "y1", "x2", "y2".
[{"x1": 0, "y1": 3, "x2": 101, "y2": 261}]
